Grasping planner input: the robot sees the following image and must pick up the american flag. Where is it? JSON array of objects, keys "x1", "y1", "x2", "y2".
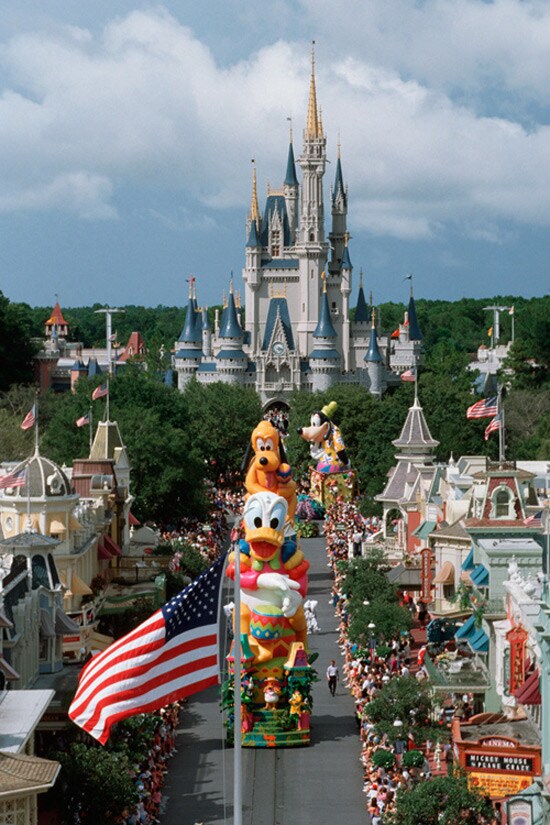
[
  {"x1": 0, "y1": 468, "x2": 26, "y2": 490},
  {"x1": 69, "y1": 554, "x2": 226, "y2": 744},
  {"x1": 484, "y1": 414, "x2": 502, "y2": 441},
  {"x1": 524, "y1": 511, "x2": 543, "y2": 528},
  {"x1": 467, "y1": 396, "x2": 498, "y2": 419},
  {"x1": 75, "y1": 413, "x2": 90, "y2": 428},
  {"x1": 92, "y1": 383, "x2": 108, "y2": 400},
  {"x1": 401, "y1": 368, "x2": 416, "y2": 382},
  {"x1": 20, "y1": 404, "x2": 36, "y2": 430}
]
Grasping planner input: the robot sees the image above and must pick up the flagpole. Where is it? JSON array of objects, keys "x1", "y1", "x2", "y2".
[
  {"x1": 233, "y1": 537, "x2": 243, "y2": 825},
  {"x1": 89, "y1": 406, "x2": 93, "y2": 454},
  {"x1": 105, "y1": 378, "x2": 110, "y2": 423},
  {"x1": 498, "y1": 385, "x2": 505, "y2": 464},
  {"x1": 413, "y1": 363, "x2": 418, "y2": 405}
]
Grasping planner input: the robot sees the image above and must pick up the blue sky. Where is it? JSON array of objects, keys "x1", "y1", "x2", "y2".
[{"x1": 0, "y1": 0, "x2": 549, "y2": 312}]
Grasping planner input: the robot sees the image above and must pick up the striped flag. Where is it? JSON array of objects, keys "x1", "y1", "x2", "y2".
[
  {"x1": 484, "y1": 414, "x2": 502, "y2": 441},
  {"x1": 76, "y1": 413, "x2": 90, "y2": 428},
  {"x1": 524, "y1": 511, "x2": 543, "y2": 528},
  {"x1": 467, "y1": 397, "x2": 498, "y2": 419},
  {"x1": 401, "y1": 368, "x2": 416, "y2": 382},
  {"x1": 0, "y1": 468, "x2": 26, "y2": 490},
  {"x1": 92, "y1": 383, "x2": 108, "y2": 401},
  {"x1": 69, "y1": 554, "x2": 226, "y2": 744},
  {"x1": 21, "y1": 404, "x2": 36, "y2": 430}
]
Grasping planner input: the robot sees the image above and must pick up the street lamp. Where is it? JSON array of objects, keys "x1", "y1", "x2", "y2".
[{"x1": 363, "y1": 600, "x2": 370, "y2": 606}]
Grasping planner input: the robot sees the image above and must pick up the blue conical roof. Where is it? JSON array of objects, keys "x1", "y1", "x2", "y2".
[
  {"x1": 355, "y1": 285, "x2": 369, "y2": 323},
  {"x1": 341, "y1": 242, "x2": 352, "y2": 271},
  {"x1": 313, "y1": 288, "x2": 337, "y2": 339},
  {"x1": 284, "y1": 140, "x2": 299, "y2": 187},
  {"x1": 179, "y1": 295, "x2": 202, "y2": 343},
  {"x1": 219, "y1": 290, "x2": 244, "y2": 340},
  {"x1": 408, "y1": 293, "x2": 423, "y2": 341},
  {"x1": 332, "y1": 156, "x2": 346, "y2": 207},
  {"x1": 365, "y1": 322, "x2": 383, "y2": 363},
  {"x1": 246, "y1": 218, "x2": 261, "y2": 248},
  {"x1": 202, "y1": 307, "x2": 210, "y2": 331}
]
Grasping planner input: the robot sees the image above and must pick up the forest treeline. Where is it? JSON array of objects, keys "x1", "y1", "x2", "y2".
[{"x1": 0, "y1": 290, "x2": 548, "y2": 522}]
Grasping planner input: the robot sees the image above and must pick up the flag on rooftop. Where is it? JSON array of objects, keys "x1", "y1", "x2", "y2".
[
  {"x1": 76, "y1": 413, "x2": 90, "y2": 428},
  {"x1": 0, "y1": 468, "x2": 26, "y2": 490},
  {"x1": 524, "y1": 511, "x2": 543, "y2": 528},
  {"x1": 21, "y1": 404, "x2": 36, "y2": 431},
  {"x1": 92, "y1": 383, "x2": 108, "y2": 401},
  {"x1": 484, "y1": 414, "x2": 502, "y2": 441},
  {"x1": 466, "y1": 397, "x2": 498, "y2": 420},
  {"x1": 401, "y1": 368, "x2": 416, "y2": 382},
  {"x1": 391, "y1": 327, "x2": 400, "y2": 339},
  {"x1": 69, "y1": 553, "x2": 226, "y2": 744}
]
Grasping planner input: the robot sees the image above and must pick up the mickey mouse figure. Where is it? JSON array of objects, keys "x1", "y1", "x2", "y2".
[{"x1": 296, "y1": 401, "x2": 350, "y2": 474}]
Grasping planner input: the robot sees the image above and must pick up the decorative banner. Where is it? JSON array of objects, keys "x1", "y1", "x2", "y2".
[
  {"x1": 507, "y1": 798, "x2": 533, "y2": 825},
  {"x1": 506, "y1": 625, "x2": 528, "y2": 694},
  {"x1": 421, "y1": 547, "x2": 433, "y2": 602},
  {"x1": 468, "y1": 772, "x2": 534, "y2": 799}
]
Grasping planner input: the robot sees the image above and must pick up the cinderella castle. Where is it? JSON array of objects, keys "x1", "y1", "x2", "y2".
[{"x1": 174, "y1": 47, "x2": 423, "y2": 404}]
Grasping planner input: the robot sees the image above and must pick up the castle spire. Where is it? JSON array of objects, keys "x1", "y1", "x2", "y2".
[
  {"x1": 306, "y1": 42, "x2": 320, "y2": 140},
  {"x1": 250, "y1": 162, "x2": 260, "y2": 223}
]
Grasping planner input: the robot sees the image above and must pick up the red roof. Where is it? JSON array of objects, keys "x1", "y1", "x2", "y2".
[
  {"x1": 514, "y1": 670, "x2": 541, "y2": 706},
  {"x1": 46, "y1": 302, "x2": 68, "y2": 327},
  {"x1": 118, "y1": 331, "x2": 146, "y2": 363},
  {"x1": 98, "y1": 541, "x2": 115, "y2": 560},
  {"x1": 128, "y1": 511, "x2": 140, "y2": 527},
  {"x1": 103, "y1": 534, "x2": 122, "y2": 557}
]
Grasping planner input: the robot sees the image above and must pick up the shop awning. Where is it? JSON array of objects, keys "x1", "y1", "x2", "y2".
[
  {"x1": 128, "y1": 511, "x2": 140, "y2": 527},
  {"x1": 412, "y1": 520, "x2": 437, "y2": 540},
  {"x1": 468, "y1": 626, "x2": 489, "y2": 653},
  {"x1": 55, "y1": 607, "x2": 80, "y2": 635},
  {"x1": 47, "y1": 516, "x2": 66, "y2": 534},
  {"x1": 470, "y1": 564, "x2": 489, "y2": 587},
  {"x1": 71, "y1": 572, "x2": 93, "y2": 596},
  {"x1": 39, "y1": 608, "x2": 56, "y2": 638},
  {"x1": 455, "y1": 614, "x2": 476, "y2": 641},
  {"x1": 385, "y1": 564, "x2": 422, "y2": 586},
  {"x1": 0, "y1": 657, "x2": 19, "y2": 681},
  {"x1": 461, "y1": 547, "x2": 475, "y2": 571},
  {"x1": 514, "y1": 670, "x2": 541, "y2": 706},
  {"x1": 103, "y1": 534, "x2": 122, "y2": 557},
  {"x1": 433, "y1": 561, "x2": 455, "y2": 585},
  {"x1": 98, "y1": 540, "x2": 115, "y2": 560}
]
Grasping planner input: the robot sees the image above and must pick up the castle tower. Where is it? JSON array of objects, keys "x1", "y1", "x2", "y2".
[
  {"x1": 216, "y1": 280, "x2": 247, "y2": 386},
  {"x1": 296, "y1": 44, "x2": 330, "y2": 354},
  {"x1": 244, "y1": 166, "x2": 263, "y2": 354},
  {"x1": 283, "y1": 129, "x2": 299, "y2": 244},
  {"x1": 354, "y1": 270, "x2": 369, "y2": 324},
  {"x1": 201, "y1": 307, "x2": 212, "y2": 358},
  {"x1": 45, "y1": 301, "x2": 69, "y2": 339},
  {"x1": 340, "y1": 233, "x2": 352, "y2": 370},
  {"x1": 328, "y1": 143, "x2": 348, "y2": 275},
  {"x1": 309, "y1": 276, "x2": 341, "y2": 391},
  {"x1": 364, "y1": 307, "x2": 385, "y2": 398},
  {"x1": 174, "y1": 279, "x2": 203, "y2": 390}
]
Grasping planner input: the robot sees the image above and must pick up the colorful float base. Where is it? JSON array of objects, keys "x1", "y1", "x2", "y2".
[
  {"x1": 309, "y1": 467, "x2": 356, "y2": 507},
  {"x1": 241, "y1": 709, "x2": 310, "y2": 748}
]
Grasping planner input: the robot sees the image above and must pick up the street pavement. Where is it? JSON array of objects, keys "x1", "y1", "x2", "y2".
[{"x1": 161, "y1": 534, "x2": 367, "y2": 824}]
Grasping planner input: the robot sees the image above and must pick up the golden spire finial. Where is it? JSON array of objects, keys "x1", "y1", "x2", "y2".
[
  {"x1": 287, "y1": 116, "x2": 293, "y2": 144},
  {"x1": 359, "y1": 268, "x2": 363, "y2": 288},
  {"x1": 318, "y1": 106, "x2": 324, "y2": 138},
  {"x1": 337, "y1": 131, "x2": 341, "y2": 159},
  {"x1": 250, "y1": 160, "x2": 259, "y2": 223},
  {"x1": 371, "y1": 306, "x2": 376, "y2": 325},
  {"x1": 306, "y1": 41, "x2": 319, "y2": 140},
  {"x1": 344, "y1": 231, "x2": 349, "y2": 246},
  {"x1": 370, "y1": 289, "x2": 373, "y2": 306},
  {"x1": 321, "y1": 270, "x2": 327, "y2": 293},
  {"x1": 193, "y1": 282, "x2": 197, "y2": 301},
  {"x1": 229, "y1": 274, "x2": 234, "y2": 295},
  {"x1": 222, "y1": 289, "x2": 227, "y2": 308},
  {"x1": 188, "y1": 275, "x2": 194, "y2": 299}
]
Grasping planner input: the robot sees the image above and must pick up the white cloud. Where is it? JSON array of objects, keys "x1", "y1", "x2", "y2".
[{"x1": 0, "y1": 5, "x2": 549, "y2": 241}]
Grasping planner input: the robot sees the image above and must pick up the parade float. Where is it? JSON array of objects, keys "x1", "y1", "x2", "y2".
[
  {"x1": 224, "y1": 420, "x2": 316, "y2": 747},
  {"x1": 297, "y1": 401, "x2": 356, "y2": 507}
]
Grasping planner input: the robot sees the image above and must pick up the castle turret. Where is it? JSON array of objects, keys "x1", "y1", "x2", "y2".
[
  {"x1": 364, "y1": 308, "x2": 385, "y2": 398},
  {"x1": 340, "y1": 233, "x2": 352, "y2": 370},
  {"x1": 354, "y1": 270, "x2": 369, "y2": 324},
  {"x1": 216, "y1": 280, "x2": 247, "y2": 386},
  {"x1": 244, "y1": 166, "x2": 263, "y2": 353},
  {"x1": 174, "y1": 279, "x2": 203, "y2": 390},
  {"x1": 407, "y1": 288, "x2": 423, "y2": 342},
  {"x1": 201, "y1": 307, "x2": 212, "y2": 358},
  {"x1": 45, "y1": 301, "x2": 69, "y2": 339},
  {"x1": 309, "y1": 276, "x2": 341, "y2": 391},
  {"x1": 284, "y1": 130, "x2": 299, "y2": 243},
  {"x1": 329, "y1": 143, "x2": 348, "y2": 274}
]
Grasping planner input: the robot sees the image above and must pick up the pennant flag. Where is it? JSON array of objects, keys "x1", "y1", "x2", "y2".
[
  {"x1": 92, "y1": 383, "x2": 108, "y2": 401},
  {"x1": 484, "y1": 414, "x2": 502, "y2": 441},
  {"x1": 0, "y1": 468, "x2": 26, "y2": 490},
  {"x1": 466, "y1": 397, "x2": 498, "y2": 420},
  {"x1": 524, "y1": 511, "x2": 543, "y2": 528},
  {"x1": 509, "y1": 306, "x2": 515, "y2": 316},
  {"x1": 487, "y1": 326, "x2": 493, "y2": 337},
  {"x1": 69, "y1": 554, "x2": 226, "y2": 744},
  {"x1": 21, "y1": 404, "x2": 36, "y2": 431},
  {"x1": 76, "y1": 413, "x2": 90, "y2": 428},
  {"x1": 391, "y1": 327, "x2": 400, "y2": 339},
  {"x1": 401, "y1": 368, "x2": 416, "y2": 382}
]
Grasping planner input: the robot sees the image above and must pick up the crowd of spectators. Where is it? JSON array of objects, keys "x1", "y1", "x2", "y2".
[
  {"x1": 324, "y1": 499, "x2": 382, "y2": 563},
  {"x1": 263, "y1": 407, "x2": 289, "y2": 436}
]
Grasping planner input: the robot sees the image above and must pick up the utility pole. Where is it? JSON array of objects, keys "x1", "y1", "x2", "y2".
[{"x1": 95, "y1": 308, "x2": 125, "y2": 374}]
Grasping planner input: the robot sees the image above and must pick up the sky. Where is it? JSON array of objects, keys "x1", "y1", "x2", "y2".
[{"x1": 0, "y1": 0, "x2": 549, "y2": 312}]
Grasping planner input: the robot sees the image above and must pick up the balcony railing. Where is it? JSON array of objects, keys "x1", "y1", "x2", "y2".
[{"x1": 424, "y1": 652, "x2": 491, "y2": 692}]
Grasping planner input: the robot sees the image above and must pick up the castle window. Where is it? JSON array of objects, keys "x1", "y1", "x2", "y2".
[
  {"x1": 271, "y1": 230, "x2": 280, "y2": 258},
  {"x1": 490, "y1": 485, "x2": 515, "y2": 519},
  {"x1": 309, "y1": 232, "x2": 314, "y2": 242}
]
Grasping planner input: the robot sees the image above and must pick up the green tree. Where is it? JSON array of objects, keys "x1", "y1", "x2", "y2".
[
  {"x1": 364, "y1": 675, "x2": 444, "y2": 744},
  {"x1": 386, "y1": 769, "x2": 494, "y2": 825},
  {"x1": 0, "y1": 293, "x2": 37, "y2": 390},
  {"x1": 53, "y1": 742, "x2": 138, "y2": 825}
]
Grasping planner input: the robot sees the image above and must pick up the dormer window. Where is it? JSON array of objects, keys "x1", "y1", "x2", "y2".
[
  {"x1": 491, "y1": 485, "x2": 516, "y2": 519},
  {"x1": 271, "y1": 230, "x2": 280, "y2": 258}
]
